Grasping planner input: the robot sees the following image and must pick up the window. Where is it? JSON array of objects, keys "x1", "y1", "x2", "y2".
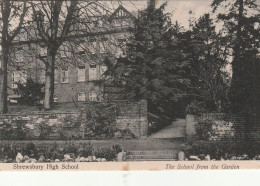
[
  {"x1": 53, "y1": 95, "x2": 59, "y2": 103},
  {"x1": 39, "y1": 46, "x2": 47, "y2": 57},
  {"x1": 61, "y1": 67, "x2": 69, "y2": 83},
  {"x1": 89, "y1": 64, "x2": 97, "y2": 81},
  {"x1": 89, "y1": 37, "x2": 97, "y2": 54},
  {"x1": 89, "y1": 91, "x2": 97, "y2": 101},
  {"x1": 78, "y1": 66, "x2": 85, "y2": 82},
  {"x1": 17, "y1": 53, "x2": 24, "y2": 63},
  {"x1": 60, "y1": 46, "x2": 69, "y2": 58},
  {"x1": 101, "y1": 65, "x2": 107, "y2": 76},
  {"x1": 78, "y1": 92, "x2": 86, "y2": 101},
  {"x1": 54, "y1": 68, "x2": 59, "y2": 84},
  {"x1": 11, "y1": 72, "x2": 20, "y2": 89},
  {"x1": 100, "y1": 37, "x2": 107, "y2": 53},
  {"x1": 12, "y1": 71, "x2": 27, "y2": 89},
  {"x1": 78, "y1": 40, "x2": 85, "y2": 55}
]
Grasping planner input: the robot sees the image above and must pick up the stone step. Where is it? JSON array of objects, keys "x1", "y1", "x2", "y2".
[
  {"x1": 126, "y1": 150, "x2": 178, "y2": 161},
  {"x1": 147, "y1": 137, "x2": 185, "y2": 142}
]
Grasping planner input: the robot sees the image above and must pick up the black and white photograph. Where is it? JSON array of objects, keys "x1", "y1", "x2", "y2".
[{"x1": 0, "y1": 0, "x2": 259, "y2": 167}]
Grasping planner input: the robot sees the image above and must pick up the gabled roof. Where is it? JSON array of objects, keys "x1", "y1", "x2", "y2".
[{"x1": 108, "y1": 5, "x2": 136, "y2": 22}]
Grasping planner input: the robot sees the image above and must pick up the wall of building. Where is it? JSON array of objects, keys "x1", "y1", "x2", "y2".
[{"x1": 8, "y1": 5, "x2": 135, "y2": 103}]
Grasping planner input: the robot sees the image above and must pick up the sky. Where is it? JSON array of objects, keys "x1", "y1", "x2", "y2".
[{"x1": 119, "y1": 0, "x2": 212, "y2": 29}]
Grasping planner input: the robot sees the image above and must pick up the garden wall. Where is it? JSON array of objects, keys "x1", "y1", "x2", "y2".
[
  {"x1": 186, "y1": 113, "x2": 246, "y2": 141},
  {"x1": 0, "y1": 100, "x2": 148, "y2": 140},
  {"x1": 113, "y1": 99, "x2": 148, "y2": 139}
]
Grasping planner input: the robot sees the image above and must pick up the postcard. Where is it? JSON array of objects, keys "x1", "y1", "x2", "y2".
[{"x1": 0, "y1": 0, "x2": 259, "y2": 171}]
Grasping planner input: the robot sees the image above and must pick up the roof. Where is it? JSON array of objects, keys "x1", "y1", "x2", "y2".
[{"x1": 108, "y1": 5, "x2": 136, "y2": 22}]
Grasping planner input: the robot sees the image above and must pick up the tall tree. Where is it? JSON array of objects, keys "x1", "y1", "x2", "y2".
[
  {"x1": 31, "y1": 1, "x2": 78, "y2": 109},
  {"x1": 188, "y1": 14, "x2": 230, "y2": 112},
  {"x1": 0, "y1": 1, "x2": 28, "y2": 114},
  {"x1": 211, "y1": 0, "x2": 260, "y2": 115},
  {"x1": 104, "y1": 1, "x2": 190, "y2": 117}
]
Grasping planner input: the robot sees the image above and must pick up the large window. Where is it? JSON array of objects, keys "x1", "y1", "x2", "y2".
[
  {"x1": 78, "y1": 66, "x2": 85, "y2": 82},
  {"x1": 89, "y1": 64, "x2": 97, "y2": 81},
  {"x1": 78, "y1": 92, "x2": 86, "y2": 101},
  {"x1": 61, "y1": 67, "x2": 69, "y2": 83}
]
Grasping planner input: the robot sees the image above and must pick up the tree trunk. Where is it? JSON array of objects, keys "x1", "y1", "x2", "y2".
[
  {"x1": 0, "y1": 46, "x2": 9, "y2": 114},
  {"x1": 229, "y1": 0, "x2": 244, "y2": 114},
  {"x1": 44, "y1": 47, "x2": 56, "y2": 110}
]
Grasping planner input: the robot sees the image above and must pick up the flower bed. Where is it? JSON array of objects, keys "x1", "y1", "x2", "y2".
[
  {"x1": 0, "y1": 141, "x2": 122, "y2": 163},
  {"x1": 183, "y1": 139, "x2": 260, "y2": 161}
]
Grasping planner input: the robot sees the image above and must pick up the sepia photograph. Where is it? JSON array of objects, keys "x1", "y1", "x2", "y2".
[{"x1": 0, "y1": 0, "x2": 259, "y2": 170}]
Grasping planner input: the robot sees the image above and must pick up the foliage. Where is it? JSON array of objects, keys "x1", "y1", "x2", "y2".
[
  {"x1": 83, "y1": 102, "x2": 117, "y2": 139},
  {"x1": 195, "y1": 119, "x2": 214, "y2": 140},
  {"x1": 94, "y1": 144, "x2": 122, "y2": 161},
  {"x1": 185, "y1": 100, "x2": 207, "y2": 115},
  {"x1": 0, "y1": 141, "x2": 121, "y2": 162},
  {"x1": 104, "y1": 2, "x2": 190, "y2": 117},
  {"x1": 0, "y1": 1, "x2": 28, "y2": 114},
  {"x1": 39, "y1": 123, "x2": 52, "y2": 140},
  {"x1": 211, "y1": 0, "x2": 260, "y2": 116},
  {"x1": 14, "y1": 78, "x2": 44, "y2": 105},
  {"x1": 187, "y1": 13, "x2": 230, "y2": 112},
  {"x1": 0, "y1": 120, "x2": 27, "y2": 140},
  {"x1": 148, "y1": 113, "x2": 172, "y2": 135},
  {"x1": 184, "y1": 137, "x2": 260, "y2": 160}
]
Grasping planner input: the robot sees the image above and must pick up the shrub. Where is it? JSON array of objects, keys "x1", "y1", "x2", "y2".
[
  {"x1": 94, "y1": 144, "x2": 122, "y2": 161},
  {"x1": 195, "y1": 119, "x2": 214, "y2": 140},
  {"x1": 39, "y1": 123, "x2": 52, "y2": 140},
  {"x1": 186, "y1": 100, "x2": 207, "y2": 115},
  {"x1": 14, "y1": 78, "x2": 44, "y2": 105},
  {"x1": 77, "y1": 142, "x2": 94, "y2": 157},
  {"x1": 82, "y1": 102, "x2": 117, "y2": 139}
]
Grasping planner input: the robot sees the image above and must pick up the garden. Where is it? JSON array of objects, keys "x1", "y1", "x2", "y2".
[{"x1": 0, "y1": 141, "x2": 122, "y2": 163}]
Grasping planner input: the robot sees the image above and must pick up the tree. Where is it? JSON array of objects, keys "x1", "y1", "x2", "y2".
[
  {"x1": 104, "y1": 0, "x2": 190, "y2": 117},
  {"x1": 31, "y1": 1, "x2": 79, "y2": 110},
  {"x1": 188, "y1": 14, "x2": 230, "y2": 112},
  {"x1": 0, "y1": 1, "x2": 28, "y2": 114},
  {"x1": 211, "y1": 0, "x2": 260, "y2": 115}
]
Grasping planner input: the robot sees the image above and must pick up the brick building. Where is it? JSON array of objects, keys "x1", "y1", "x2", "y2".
[{"x1": 8, "y1": 5, "x2": 136, "y2": 103}]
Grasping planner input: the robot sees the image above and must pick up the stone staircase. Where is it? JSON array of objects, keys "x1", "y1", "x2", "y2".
[{"x1": 126, "y1": 150, "x2": 179, "y2": 161}]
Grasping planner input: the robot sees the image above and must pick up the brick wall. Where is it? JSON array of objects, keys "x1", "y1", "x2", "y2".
[
  {"x1": 186, "y1": 113, "x2": 247, "y2": 141},
  {"x1": 0, "y1": 112, "x2": 83, "y2": 140},
  {"x1": 0, "y1": 100, "x2": 148, "y2": 139},
  {"x1": 113, "y1": 99, "x2": 148, "y2": 139}
]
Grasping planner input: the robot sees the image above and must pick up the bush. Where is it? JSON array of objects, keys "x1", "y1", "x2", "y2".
[
  {"x1": 82, "y1": 102, "x2": 117, "y2": 139},
  {"x1": 184, "y1": 137, "x2": 260, "y2": 160},
  {"x1": 195, "y1": 119, "x2": 214, "y2": 140},
  {"x1": 39, "y1": 123, "x2": 52, "y2": 140},
  {"x1": 14, "y1": 78, "x2": 44, "y2": 105},
  {"x1": 186, "y1": 100, "x2": 207, "y2": 115},
  {"x1": 0, "y1": 121, "x2": 27, "y2": 140},
  {"x1": 94, "y1": 144, "x2": 122, "y2": 161},
  {"x1": 0, "y1": 141, "x2": 122, "y2": 162}
]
